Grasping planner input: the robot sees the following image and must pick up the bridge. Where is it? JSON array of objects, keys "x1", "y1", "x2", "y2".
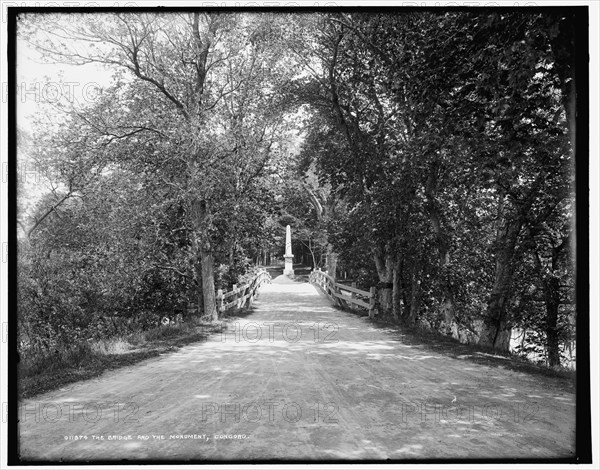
[{"x1": 18, "y1": 275, "x2": 575, "y2": 461}]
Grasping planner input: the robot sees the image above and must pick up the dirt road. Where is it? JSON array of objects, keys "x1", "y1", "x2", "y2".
[{"x1": 18, "y1": 276, "x2": 576, "y2": 461}]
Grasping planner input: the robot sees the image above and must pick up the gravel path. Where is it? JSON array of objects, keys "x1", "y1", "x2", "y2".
[{"x1": 18, "y1": 275, "x2": 576, "y2": 461}]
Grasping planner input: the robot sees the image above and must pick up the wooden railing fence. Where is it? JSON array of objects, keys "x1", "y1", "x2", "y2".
[
  {"x1": 216, "y1": 268, "x2": 272, "y2": 314},
  {"x1": 309, "y1": 268, "x2": 376, "y2": 318}
]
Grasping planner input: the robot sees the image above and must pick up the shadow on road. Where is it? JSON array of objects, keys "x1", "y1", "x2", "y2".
[{"x1": 366, "y1": 319, "x2": 575, "y2": 391}]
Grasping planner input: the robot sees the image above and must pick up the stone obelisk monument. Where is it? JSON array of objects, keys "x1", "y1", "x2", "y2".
[{"x1": 283, "y1": 225, "x2": 294, "y2": 276}]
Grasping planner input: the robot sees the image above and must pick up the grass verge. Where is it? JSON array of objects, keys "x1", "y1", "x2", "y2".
[
  {"x1": 368, "y1": 315, "x2": 576, "y2": 391},
  {"x1": 18, "y1": 321, "x2": 225, "y2": 400},
  {"x1": 312, "y1": 281, "x2": 576, "y2": 387}
]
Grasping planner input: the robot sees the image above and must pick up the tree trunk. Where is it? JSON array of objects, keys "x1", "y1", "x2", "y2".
[
  {"x1": 440, "y1": 298, "x2": 454, "y2": 334},
  {"x1": 479, "y1": 271, "x2": 513, "y2": 350},
  {"x1": 326, "y1": 246, "x2": 338, "y2": 280},
  {"x1": 374, "y1": 245, "x2": 394, "y2": 314},
  {"x1": 391, "y1": 257, "x2": 402, "y2": 320},
  {"x1": 479, "y1": 217, "x2": 521, "y2": 351},
  {"x1": 191, "y1": 199, "x2": 218, "y2": 322},
  {"x1": 425, "y1": 162, "x2": 455, "y2": 331},
  {"x1": 536, "y1": 236, "x2": 569, "y2": 368},
  {"x1": 308, "y1": 239, "x2": 317, "y2": 269},
  {"x1": 228, "y1": 244, "x2": 234, "y2": 266},
  {"x1": 200, "y1": 242, "x2": 217, "y2": 322},
  {"x1": 544, "y1": 274, "x2": 561, "y2": 367},
  {"x1": 194, "y1": 260, "x2": 204, "y2": 317},
  {"x1": 408, "y1": 274, "x2": 421, "y2": 325}
]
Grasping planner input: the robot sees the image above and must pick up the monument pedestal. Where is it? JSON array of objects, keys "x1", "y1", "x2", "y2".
[{"x1": 284, "y1": 255, "x2": 294, "y2": 276}]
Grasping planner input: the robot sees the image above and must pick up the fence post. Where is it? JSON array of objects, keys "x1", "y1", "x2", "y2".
[
  {"x1": 244, "y1": 278, "x2": 256, "y2": 308},
  {"x1": 351, "y1": 282, "x2": 357, "y2": 299},
  {"x1": 331, "y1": 279, "x2": 342, "y2": 308},
  {"x1": 217, "y1": 290, "x2": 224, "y2": 314},
  {"x1": 369, "y1": 287, "x2": 376, "y2": 319},
  {"x1": 248, "y1": 275, "x2": 257, "y2": 308},
  {"x1": 229, "y1": 284, "x2": 236, "y2": 308},
  {"x1": 337, "y1": 282, "x2": 347, "y2": 308}
]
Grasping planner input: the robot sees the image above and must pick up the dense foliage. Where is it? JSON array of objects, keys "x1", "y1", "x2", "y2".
[{"x1": 290, "y1": 11, "x2": 578, "y2": 364}]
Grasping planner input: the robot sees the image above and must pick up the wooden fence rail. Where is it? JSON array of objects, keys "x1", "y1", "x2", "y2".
[
  {"x1": 309, "y1": 268, "x2": 376, "y2": 318},
  {"x1": 216, "y1": 268, "x2": 272, "y2": 314}
]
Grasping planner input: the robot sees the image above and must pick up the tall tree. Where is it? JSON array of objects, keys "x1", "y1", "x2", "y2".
[{"x1": 22, "y1": 12, "x2": 299, "y2": 321}]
